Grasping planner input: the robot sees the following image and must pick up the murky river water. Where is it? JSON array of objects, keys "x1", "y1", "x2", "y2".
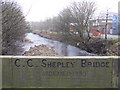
[{"x1": 23, "y1": 33, "x2": 96, "y2": 56}]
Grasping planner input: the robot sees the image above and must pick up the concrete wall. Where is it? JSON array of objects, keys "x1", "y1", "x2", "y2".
[{"x1": 2, "y1": 57, "x2": 118, "y2": 88}]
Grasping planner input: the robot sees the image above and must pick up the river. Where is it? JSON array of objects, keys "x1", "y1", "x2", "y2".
[{"x1": 23, "y1": 33, "x2": 96, "y2": 56}]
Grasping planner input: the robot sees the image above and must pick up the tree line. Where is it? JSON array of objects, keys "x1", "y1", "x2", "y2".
[
  {"x1": 31, "y1": 1, "x2": 96, "y2": 52},
  {"x1": 1, "y1": 0, "x2": 29, "y2": 55},
  {"x1": 35, "y1": 1, "x2": 95, "y2": 34}
]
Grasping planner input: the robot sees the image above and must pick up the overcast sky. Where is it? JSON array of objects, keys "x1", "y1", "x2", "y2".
[{"x1": 13, "y1": 0, "x2": 119, "y2": 21}]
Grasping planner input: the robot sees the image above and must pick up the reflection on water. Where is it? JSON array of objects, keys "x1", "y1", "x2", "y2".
[{"x1": 23, "y1": 33, "x2": 96, "y2": 56}]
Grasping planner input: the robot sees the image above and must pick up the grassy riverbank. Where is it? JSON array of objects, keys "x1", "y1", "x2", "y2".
[{"x1": 32, "y1": 30, "x2": 120, "y2": 56}]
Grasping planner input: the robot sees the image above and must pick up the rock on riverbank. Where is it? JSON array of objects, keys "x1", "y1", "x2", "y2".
[
  {"x1": 23, "y1": 38, "x2": 33, "y2": 43},
  {"x1": 24, "y1": 45, "x2": 58, "y2": 56}
]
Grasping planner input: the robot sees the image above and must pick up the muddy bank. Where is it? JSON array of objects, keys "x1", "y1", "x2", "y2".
[
  {"x1": 24, "y1": 44, "x2": 58, "y2": 56},
  {"x1": 33, "y1": 30, "x2": 120, "y2": 56}
]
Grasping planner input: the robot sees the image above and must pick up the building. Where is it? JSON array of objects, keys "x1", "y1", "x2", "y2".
[
  {"x1": 91, "y1": 11, "x2": 120, "y2": 35},
  {"x1": 118, "y1": 1, "x2": 120, "y2": 35},
  {"x1": 111, "y1": 14, "x2": 119, "y2": 34},
  {"x1": 110, "y1": 1, "x2": 120, "y2": 35},
  {"x1": 91, "y1": 18, "x2": 113, "y2": 34}
]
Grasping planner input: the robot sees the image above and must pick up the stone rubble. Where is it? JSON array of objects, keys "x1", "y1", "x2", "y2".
[{"x1": 24, "y1": 44, "x2": 58, "y2": 56}]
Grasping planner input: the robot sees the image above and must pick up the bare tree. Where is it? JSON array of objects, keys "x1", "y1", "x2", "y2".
[
  {"x1": 2, "y1": 1, "x2": 28, "y2": 55},
  {"x1": 58, "y1": 7, "x2": 73, "y2": 33},
  {"x1": 69, "y1": 1, "x2": 96, "y2": 40},
  {"x1": 52, "y1": 1, "x2": 96, "y2": 43}
]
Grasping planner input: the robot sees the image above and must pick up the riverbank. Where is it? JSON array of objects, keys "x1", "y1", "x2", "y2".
[
  {"x1": 32, "y1": 30, "x2": 120, "y2": 56},
  {"x1": 23, "y1": 34, "x2": 59, "y2": 56},
  {"x1": 24, "y1": 44, "x2": 58, "y2": 56}
]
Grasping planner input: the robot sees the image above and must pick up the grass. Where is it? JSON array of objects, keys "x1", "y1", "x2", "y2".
[
  {"x1": 33, "y1": 30, "x2": 120, "y2": 56},
  {"x1": 91, "y1": 35, "x2": 119, "y2": 42}
]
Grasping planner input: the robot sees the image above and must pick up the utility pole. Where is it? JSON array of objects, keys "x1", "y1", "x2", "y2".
[
  {"x1": 105, "y1": 9, "x2": 108, "y2": 39},
  {"x1": 97, "y1": 16, "x2": 99, "y2": 27}
]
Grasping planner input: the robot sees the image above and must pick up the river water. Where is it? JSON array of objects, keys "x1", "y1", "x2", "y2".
[{"x1": 23, "y1": 33, "x2": 96, "y2": 56}]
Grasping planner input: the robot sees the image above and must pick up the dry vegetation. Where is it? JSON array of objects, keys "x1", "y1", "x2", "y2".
[
  {"x1": 2, "y1": 1, "x2": 28, "y2": 55},
  {"x1": 33, "y1": 30, "x2": 120, "y2": 56}
]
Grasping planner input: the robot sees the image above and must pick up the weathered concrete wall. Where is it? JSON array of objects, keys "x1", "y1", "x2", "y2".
[{"x1": 2, "y1": 57, "x2": 118, "y2": 88}]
